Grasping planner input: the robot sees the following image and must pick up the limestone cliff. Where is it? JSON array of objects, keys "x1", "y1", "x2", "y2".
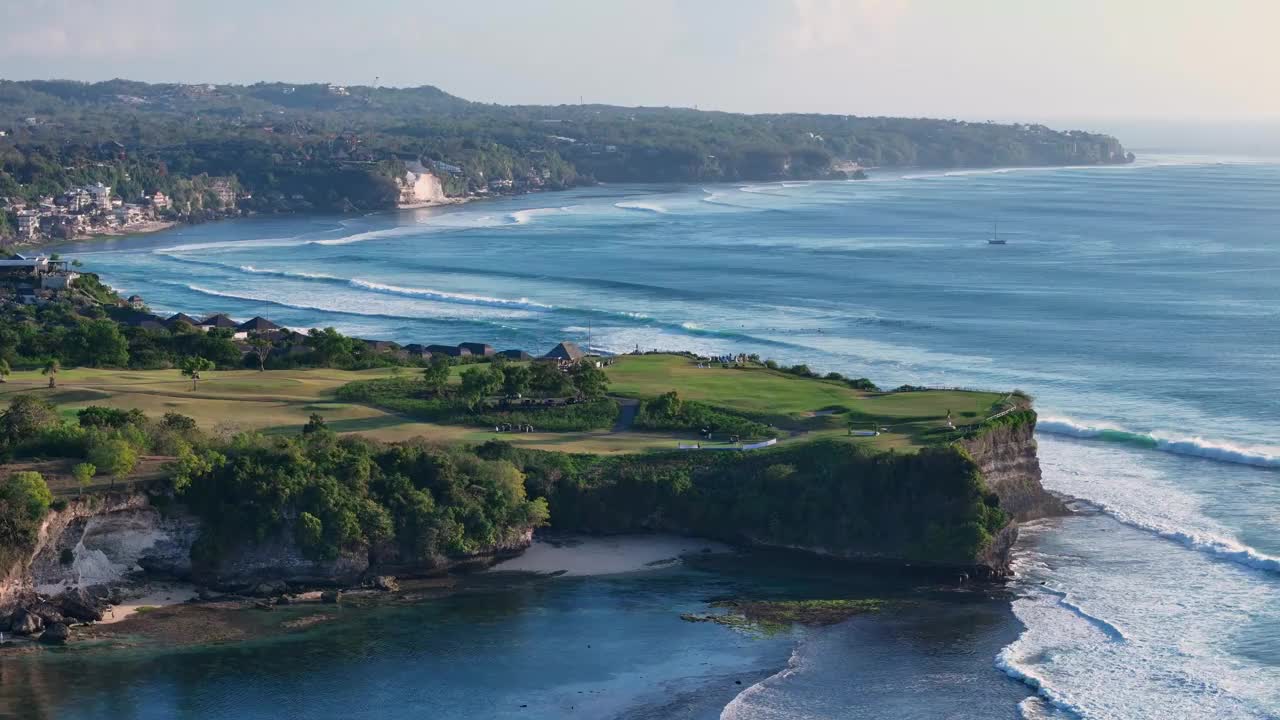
[
  {"x1": 961, "y1": 416, "x2": 1067, "y2": 522},
  {"x1": 961, "y1": 413, "x2": 1068, "y2": 576},
  {"x1": 398, "y1": 162, "x2": 451, "y2": 207},
  {"x1": 0, "y1": 493, "x2": 197, "y2": 614}
]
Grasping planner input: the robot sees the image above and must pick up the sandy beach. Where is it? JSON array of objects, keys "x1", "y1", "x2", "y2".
[
  {"x1": 97, "y1": 582, "x2": 198, "y2": 624},
  {"x1": 489, "y1": 534, "x2": 732, "y2": 576}
]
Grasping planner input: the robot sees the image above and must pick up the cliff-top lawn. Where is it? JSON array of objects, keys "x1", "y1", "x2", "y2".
[
  {"x1": 0, "y1": 356, "x2": 1008, "y2": 456},
  {"x1": 605, "y1": 354, "x2": 1006, "y2": 443}
]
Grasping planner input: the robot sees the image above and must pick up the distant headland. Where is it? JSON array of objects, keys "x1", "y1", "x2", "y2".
[{"x1": 0, "y1": 79, "x2": 1132, "y2": 245}]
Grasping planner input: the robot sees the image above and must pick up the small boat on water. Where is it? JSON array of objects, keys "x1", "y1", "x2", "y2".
[{"x1": 988, "y1": 221, "x2": 1007, "y2": 245}]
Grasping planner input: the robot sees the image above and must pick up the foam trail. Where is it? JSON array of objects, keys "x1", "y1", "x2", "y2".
[
  {"x1": 508, "y1": 207, "x2": 569, "y2": 225},
  {"x1": 1071, "y1": 498, "x2": 1280, "y2": 574},
  {"x1": 994, "y1": 647, "x2": 1087, "y2": 720},
  {"x1": 239, "y1": 265, "x2": 341, "y2": 281},
  {"x1": 614, "y1": 201, "x2": 669, "y2": 214},
  {"x1": 1038, "y1": 587, "x2": 1126, "y2": 641},
  {"x1": 720, "y1": 644, "x2": 803, "y2": 719},
  {"x1": 348, "y1": 279, "x2": 553, "y2": 309},
  {"x1": 1038, "y1": 416, "x2": 1280, "y2": 469}
]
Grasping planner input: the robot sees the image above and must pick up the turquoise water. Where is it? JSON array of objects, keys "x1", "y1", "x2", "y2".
[
  {"x1": 1, "y1": 556, "x2": 1025, "y2": 719},
  {"x1": 26, "y1": 154, "x2": 1280, "y2": 718}
]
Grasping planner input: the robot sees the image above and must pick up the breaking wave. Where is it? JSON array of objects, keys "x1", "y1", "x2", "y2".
[
  {"x1": 1037, "y1": 416, "x2": 1280, "y2": 469},
  {"x1": 509, "y1": 206, "x2": 570, "y2": 225},
  {"x1": 995, "y1": 645, "x2": 1086, "y2": 719},
  {"x1": 348, "y1": 279, "x2": 553, "y2": 309},
  {"x1": 1069, "y1": 498, "x2": 1280, "y2": 574},
  {"x1": 720, "y1": 644, "x2": 804, "y2": 719},
  {"x1": 614, "y1": 201, "x2": 669, "y2": 214},
  {"x1": 1038, "y1": 587, "x2": 1126, "y2": 641}
]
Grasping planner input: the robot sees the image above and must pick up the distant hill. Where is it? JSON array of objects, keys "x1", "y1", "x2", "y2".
[{"x1": 0, "y1": 79, "x2": 1133, "y2": 223}]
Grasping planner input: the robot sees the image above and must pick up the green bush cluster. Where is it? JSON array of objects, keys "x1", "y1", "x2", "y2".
[
  {"x1": 632, "y1": 391, "x2": 771, "y2": 439},
  {"x1": 180, "y1": 431, "x2": 549, "y2": 566},
  {"x1": 494, "y1": 438, "x2": 1009, "y2": 565}
]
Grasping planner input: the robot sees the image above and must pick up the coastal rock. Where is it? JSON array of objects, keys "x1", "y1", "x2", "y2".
[
  {"x1": 29, "y1": 603, "x2": 65, "y2": 626},
  {"x1": 56, "y1": 588, "x2": 105, "y2": 623},
  {"x1": 369, "y1": 575, "x2": 399, "y2": 592},
  {"x1": 252, "y1": 581, "x2": 288, "y2": 597},
  {"x1": 39, "y1": 622, "x2": 70, "y2": 644},
  {"x1": 960, "y1": 415, "x2": 1067, "y2": 522},
  {"x1": 320, "y1": 590, "x2": 342, "y2": 605},
  {"x1": 10, "y1": 609, "x2": 43, "y2": 635}
]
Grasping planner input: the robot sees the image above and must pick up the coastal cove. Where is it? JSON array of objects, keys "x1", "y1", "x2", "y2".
[{"x1": 2, "y1": 155, "x2": 1279, "y2": 719}]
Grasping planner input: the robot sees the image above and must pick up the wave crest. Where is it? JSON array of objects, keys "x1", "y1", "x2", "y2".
[
  {"x1": 348, "y1": 279, "x2": 553, "y2": 309},
  {"x1": 1038, "y1": 416, "x2": 1280, "y2": 469}
]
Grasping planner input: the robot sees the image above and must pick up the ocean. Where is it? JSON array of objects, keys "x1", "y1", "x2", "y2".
[{"x1": 10, "y1": 154, "x2": 1279, "y2": 719}]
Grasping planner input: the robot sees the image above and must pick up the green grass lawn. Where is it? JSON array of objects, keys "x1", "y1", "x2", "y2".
[
  {"x1": 605, "y1": 354, "x2": 1009, "y2": 449},
  {"x1": 0, "y1": 356, "x2": 1012, "y2": 455}
]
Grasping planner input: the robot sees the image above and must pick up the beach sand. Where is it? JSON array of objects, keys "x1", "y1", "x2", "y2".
[
  {"x1": 489, "y1": 534, "x2": 732, "y2": 576},
  {"x1": 98, "y1": 582, "x2": 198, "y2": 624}
]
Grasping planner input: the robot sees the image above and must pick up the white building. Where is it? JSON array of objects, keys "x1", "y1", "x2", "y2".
[{"x1": 87, "y1": 182, "x2": 113, "y2": 210}]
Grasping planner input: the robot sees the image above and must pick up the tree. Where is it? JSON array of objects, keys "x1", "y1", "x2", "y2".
[
  {"x1": 0, "y1": 395, "x2": 58, "y2": 446},
  {"x1": 460, "y1": 367, "x2": 500, "y2": 408},
  {"x1": 0, "y1": 358, "x2": 10, "y2": 383},
  {"x1": 302, "y1": 413, "x2": 328, "y2": 435},
  {"x1": 42, "y1": 359, "x2": 59, "y2": 388},
  {"x1": 499, "y1": 365, "x2": 530, "y2": 397},
  {"x1": 72, "y1": 462, "x2": 96, "y2": 496},
  {"x1": 0, "y1": 471, "x2": 53, "y2": 549},
  {"x1": 180, "y1": 356, "x2": 215, "y2": 390},
  {"x1": 422, "y1": 355, "x2": 451, "y2": 395},
  {"x1": 568, "y1": 361, "x2": 609, "y2": 398},
  {"x1": 248, "y1": 334, "x2": 273, "y2": 372},
  {"x1": 306, "y1": 327, "x2": 355, "y2": 367},
  {"x1": 88, "y1": 437, "x2": 139, "y2": 488}
]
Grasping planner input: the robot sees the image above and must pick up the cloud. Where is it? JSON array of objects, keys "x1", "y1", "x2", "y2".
[
  {"x1": 779, "y1": 0, "x2": 908, "y2": 54},
  {"x1": 0, "y1": 0, "x2": 184, "y2": 59}
]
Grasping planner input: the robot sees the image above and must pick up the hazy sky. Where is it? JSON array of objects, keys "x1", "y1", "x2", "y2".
[{"x1": 3, "y1": 0, "x2": 1278, "y2": 124}]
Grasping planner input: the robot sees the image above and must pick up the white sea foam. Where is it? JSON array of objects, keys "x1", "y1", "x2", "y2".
[
  {"x1": 614, "y1": 200, "x2": 669, "y2": 214},
  {"x1": 720, "y1": 644, "x2": 804, "y2": 720},
  {"x1": 239, "y1": 265, "x2": 340, "y2": 281},
  {"x1": 1038, "y1": 415, "x2": 1280, "y2": 469},
  {"x1": 349, "y1": 278, "x2": 553, "y2": 309},
  {"x1": 508, "y1": 206, "x2": 570, "y2": 225}
]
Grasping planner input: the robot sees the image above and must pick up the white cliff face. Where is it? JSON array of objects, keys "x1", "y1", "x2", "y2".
[
  {"x1": 399, "y1": 167, "x2": 450, "y2": 207},
  {"x1": 0, "y1": 495, "x2": 197, "y2": 612}
]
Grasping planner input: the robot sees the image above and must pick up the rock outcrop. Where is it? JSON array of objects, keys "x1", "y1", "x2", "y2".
[
  {"x1": 0, "y1": 492, "x2": 199, "y2": 616},
  {"x1": 961, "y1": 415, "x2": 1068, "y2": 522}
]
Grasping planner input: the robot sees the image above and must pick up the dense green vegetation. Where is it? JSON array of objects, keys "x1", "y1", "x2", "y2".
[
  {"x1": 0, "y1": 285, "x2": 434, "y2": 373},
  {"x1": 482, "y1": 437, "x2": 1009, "y2": 565},
  {"x1": 633, "y1": 390, "x2": 771, "y2": 439},
  {"x1": 181, "y1": 432, "x2": 548, "y2": 569},
  {"x1": 0, "y1": 79, "x2": 1131, "y2": 234},
  {"x1": 336, "y1": 360, "x2": 618, "y2": 431},
  {"x1": 0, "y1": 469, "x2": 53, "y2": 569}
]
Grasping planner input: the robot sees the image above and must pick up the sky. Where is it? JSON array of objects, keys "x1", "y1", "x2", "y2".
[{"x1": 2, "y1": 0, "x2": 1278, "y2": 127}]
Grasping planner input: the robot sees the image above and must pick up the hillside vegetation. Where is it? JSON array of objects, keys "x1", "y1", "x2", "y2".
[{"x1": 0, "y1": 79, "x2": 1131, "y2": 226}]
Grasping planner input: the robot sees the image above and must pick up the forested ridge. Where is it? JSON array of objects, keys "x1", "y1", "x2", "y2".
[{"x1": 0, "y1": 79, "x2": 1132, "y2": 224}]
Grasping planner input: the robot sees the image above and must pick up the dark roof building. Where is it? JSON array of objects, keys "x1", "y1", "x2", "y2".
[
  {"x1": 362, "y1": 339, "x2": 400, "y2": 353},
  {"x1": 165, "y1": 312, "x2": 200, "y2": 327},
  {"x1": 200, "y1": 313, "x2": 238, "y2": 329},
  {"x1": 498, "y1": 349, "x2": 533, "y2": 361},
  {"x1": 426, "y1": 344, "x2": 471, "y2": 357},
  {"x1": 544, "y1": 341, "x2": 585, "y2": 362},
  {"x1": 238, "y1": 316, "x2": 283, "y2": 333},
  {"x1": 458, "y1": 342, "x2": 495, "y2": 357}
]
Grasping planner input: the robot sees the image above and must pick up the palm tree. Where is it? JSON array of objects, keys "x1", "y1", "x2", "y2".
[
  {"x1": 180, "y1": 356, "x2": 214, "y2": 391},
  {"x1": 0, "y1": 358, "x2": 10, "y2": 384},
  {"x1": 42, "y1": 359, "x2": 59, "y2": 389}
]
